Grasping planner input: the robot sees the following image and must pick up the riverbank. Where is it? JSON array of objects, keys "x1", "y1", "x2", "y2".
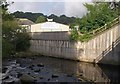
[{"x1": 2, "y1": 51, "x2": 120, "y2": 66}]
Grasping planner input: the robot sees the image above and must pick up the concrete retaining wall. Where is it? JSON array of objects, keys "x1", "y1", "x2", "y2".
[
  {"x1": 29, "y1": 24, "x2": 120, "y2": 65},
  {"x1": 29, "y1": 31, "x2": 70, "y2": 40}
]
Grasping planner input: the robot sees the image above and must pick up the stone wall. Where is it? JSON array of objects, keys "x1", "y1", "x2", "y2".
[{"x1": 29, "y1": 24, "x2": 120, "y2": 65}]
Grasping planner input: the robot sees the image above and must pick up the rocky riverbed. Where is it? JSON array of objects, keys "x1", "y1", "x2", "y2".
[
  {"x1": 2, "y1": 57, "x2": 93, "y2": 83},
  {"x1": 2, "y1": 56, "x2": 118, "y2": 83}
]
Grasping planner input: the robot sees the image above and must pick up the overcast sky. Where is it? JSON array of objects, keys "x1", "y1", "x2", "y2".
[{"x1": 7, "y1": 0, "x2": 92, "y2": 17}]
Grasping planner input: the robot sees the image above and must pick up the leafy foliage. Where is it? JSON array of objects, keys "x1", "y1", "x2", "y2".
[
  {"x1": 70, "y1": 28, "x2": 79, "y2": 41},
  {"x1": 79, "y1": 34, "x2": 93, "y2": 42},
  {"x1": 1, "y1": 1, "x2": 31, "y2": 57},
  {"x1": 35, "y1": 16, "x2": 47, "y2": 23},
  {"x1": 2, "y1": 38, "x2": 15, "y2": 57},
  {"x1": 70, "y1": 2, "x2": 119, "y2": 41},
  {"x1": 80, "y1": 3, "x2": 118, "y2": 33},
  {"x1": 15, "y1": 32, "x2": 31, "y2": 52}
]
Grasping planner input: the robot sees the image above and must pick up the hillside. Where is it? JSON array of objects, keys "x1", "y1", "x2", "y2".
[{"x1": 12, "y1": 11, "x2": 76, "y2": 25}]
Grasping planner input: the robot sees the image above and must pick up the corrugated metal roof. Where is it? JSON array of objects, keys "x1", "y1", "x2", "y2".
[
  {"x1": 41, "y1": 22, "x2": 59, "y2": 29},
  {"x1": 30, "y1": 21, "x2": 69, "y2": 32}
]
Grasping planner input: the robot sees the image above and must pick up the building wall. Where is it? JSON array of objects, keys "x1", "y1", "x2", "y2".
[
  {"x1": 29, "y1": 24, "x2": 120, "y2": 65},
  {"x1": 30, "y1": 24, "x2": 42, "y2": 32}
]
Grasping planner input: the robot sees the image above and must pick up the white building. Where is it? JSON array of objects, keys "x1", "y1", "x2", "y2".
[
  {"x1": 28, "y1": 19, "x2": 69, "y2": 32},
  {"x1": 18, "y1": 18, "x2": 70, "y2": 40}
]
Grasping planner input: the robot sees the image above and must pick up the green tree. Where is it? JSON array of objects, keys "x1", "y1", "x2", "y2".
[
  {"x1": 80, "y1": 2, "x2": 118, "y2": 33},
  {"x1": 35, "y1": 16, "x2": 46, "y2": 23},
  {"x1": 1, "y1": 1, "x2": 31, "y2": 57},
  {"x1": 70, "y1": 27, "x2": 79, "y2": 41},
  {"x1": 14, "y1": 30, "x2": 31, "y2": 52},
  {"x1": 71, "y1": 2, "x2": 119, "y2": 41},
  {"x1": 2, "y1": 38, "x2": 14, "y2": 57}
]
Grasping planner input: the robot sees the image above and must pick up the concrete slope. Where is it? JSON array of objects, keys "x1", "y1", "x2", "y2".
[{"x1": 78, "y1": 23, "x2": 120, "y2": 65}]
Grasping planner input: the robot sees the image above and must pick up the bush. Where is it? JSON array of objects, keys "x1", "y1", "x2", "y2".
[
  {"x1": 2, "y1": 39, "x2": 15, "y2": 57},
  {"x1": 15, "y1": 33, "x2": 31, "y2": 52},
  {"x1": 79, "y1": 34, "x2": 93, "y2": 42},
  {"x1": 2, "y1": 2, "x2": 31, "y2": 58},
  {"x1": 70, "y1": 29, "x2": 79, "y2": 41}
]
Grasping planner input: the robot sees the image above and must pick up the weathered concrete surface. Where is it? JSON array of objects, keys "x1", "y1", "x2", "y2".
[
  {"x1": 29, "y1": 31, "x2": 70, "y2": 40},
  {"x1": 29, "y1": 23, "x2": 120, "y2": 65}
]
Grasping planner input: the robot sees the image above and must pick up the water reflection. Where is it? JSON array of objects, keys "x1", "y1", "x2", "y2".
[
  {"x1": 31, "y1": 56, "x2": 119, "y2": 82},
  {"x1": 98, "y1": 64, "x2": 119, "y2": 83},
  {"x1": 3, "y1": 56, "x2": 119, "y2": 83}
]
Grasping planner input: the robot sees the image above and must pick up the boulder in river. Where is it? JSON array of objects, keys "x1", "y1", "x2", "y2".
[
  {"x1": 17, "y1": 72, "x2": 23, "y2": 78},
  {"x1": 2, "y1": 67, "x2": 8, "y2": 73},
  {"x1": 20, "y1": 74, "x2": 34, "y2": 82},
  {"x1": 37, "y1": 63, "x2": 44, "y2": 67},
  {"x1": 2, "y1": 76, "x2": 21, "y2": 84},
  {"x1": 34, "y1": 69, "x2": 41, "y2": 73},
  {"x1": 39, "y1": 76, "x2": 43, "y2": 79},
  {"x1": 66, "y1": 74, "x2": 73, "y2": 77},
  {"x1": 2, "y1": 75, "x2": 9, "y2": 80},
  {"x1": 52, "y1": 74, "x2": 59, "y2": 78}
]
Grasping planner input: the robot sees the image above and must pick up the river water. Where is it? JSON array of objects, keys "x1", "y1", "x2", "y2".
[{"x1": 2, "y1": 56, "x2": 119, "y2": 83}]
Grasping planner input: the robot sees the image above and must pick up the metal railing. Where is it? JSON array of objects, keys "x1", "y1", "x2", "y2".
[
  {"x1": 88, "y1": 17, "x2": 119, "y2": 35},
  {"x1": 94, "y1": 36, "x2": 120, "y2": 63},
  {"x1": 88, "y1": 16, "x2": 120, "y2": 63}
]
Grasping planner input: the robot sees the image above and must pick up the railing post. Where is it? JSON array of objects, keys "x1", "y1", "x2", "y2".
[
  {"x1": 112, "y1": 42, "x2": 114, "y2": 51},
  {"x1": 93, "y1": 59, "x2": 96, "y2": 64},
  {"x1": 102, "y1": 51, "x2": 105, "y2": 57},
  {"x1": 105, "y1": 24, "x2": 107, "y2": 30}
]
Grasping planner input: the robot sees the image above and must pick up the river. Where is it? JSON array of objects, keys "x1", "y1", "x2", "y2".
[{"x1": 2, "y1": 56, "x2": 119, "y2": 83}]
